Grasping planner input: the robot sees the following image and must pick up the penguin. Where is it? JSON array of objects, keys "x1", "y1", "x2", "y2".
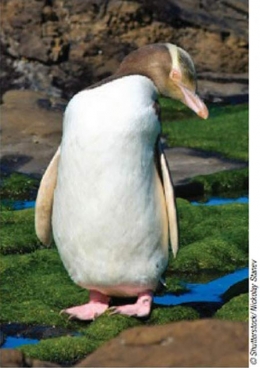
[{"x1": 35, "y1": 43, "x2": 208, "y2": 320}]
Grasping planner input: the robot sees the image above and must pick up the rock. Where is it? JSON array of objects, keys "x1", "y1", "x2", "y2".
[
  {"x1": 0, "y1": 0, "x2": 248, "y2": 100},
  {"x1": 0, "y1": 90, "x2": 64, "y2": 177},
  {"x1": 76, "y1": 319, "x2": 248, "y2": 367},
  {"x1": 0, "y1": 350, "x2": 27, "y2": 368},
  {"x1": 0, "y1": 349, "x2": 60, "y2": 367},
  {"x1": 165, "y1": 147, "x2": 247, "y2": 186},
  {"x1": 197, "y1": 72, "x2": 249, "y2": 104}
]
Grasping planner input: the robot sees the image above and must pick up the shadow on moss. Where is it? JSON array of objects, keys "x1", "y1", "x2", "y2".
[
  {"x1": 0, "y1": 172, "x2": 39, "y2": 202},
  {"x1": 190, "y1": 167, "x2": 248, "y2": 197}
]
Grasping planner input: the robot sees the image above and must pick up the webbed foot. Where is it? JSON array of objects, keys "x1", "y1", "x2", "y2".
[
  {"x1": 61, "y1": 290, "x2": 110, "y2": 321},
  {"x1": 109, "y1": 291, "x2": 153, "y2": 317}
]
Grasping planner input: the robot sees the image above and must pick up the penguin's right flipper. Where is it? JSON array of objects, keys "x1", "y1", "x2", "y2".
[
  {"x1": 158, "y1": 142, "x2": 179, "y2": 258},
  {"x1": 35, "y1": 147, "x2": 60, "y2": 246}
]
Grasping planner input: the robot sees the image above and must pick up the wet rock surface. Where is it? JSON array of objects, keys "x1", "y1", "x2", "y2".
[
  {"x1": 0, "y1": 90, "x2": 64, "y2": 178},
  {"x1": 0, "y1": 320, "x2": 248, "y2": 367},
  {"x1": 0, "y1": 0, "x2": 248, "y2": 101},
  {"x1": 165, "y1": 146, "x2": 247, "y2": 186}
]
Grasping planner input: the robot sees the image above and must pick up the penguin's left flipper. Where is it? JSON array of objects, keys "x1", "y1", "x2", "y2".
[
  {"x1": 157, "y1": 142, "x2": 179, "y2": 257},
  {"x1": 35, "y1": 147, "x2": 60, "y2": 246}
]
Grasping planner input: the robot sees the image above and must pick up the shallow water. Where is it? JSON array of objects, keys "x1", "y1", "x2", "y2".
[
  {"x1": 191, "y1": 196, "x2": 249, "y2": 206},
  {"x1": 8, "y1": 200, "x2": 36, "y2": 210},
  {"x1": 154, "y1": 267, "x2": 248, "y2": 305},
  {"x1": 2, "y1": 336, "x2": 39, "y2": 348}
]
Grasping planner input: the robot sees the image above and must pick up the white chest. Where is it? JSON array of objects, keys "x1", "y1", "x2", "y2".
[{"x1": 52, "y1": 76, "x2": 168, "y2": 296}]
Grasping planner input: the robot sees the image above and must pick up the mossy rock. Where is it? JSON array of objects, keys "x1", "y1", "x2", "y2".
[
  {"x1": 0, "y1": 199, "x2": 248, "y2": 325},
  {"x1": 149, "y1": 305, "x2": 199, "y2": 325},
  {"x1": 0, "y1": 249, "x2": 90, "y2": 327},
  {"x1": 20, "y1": 335, "x2": 99, "y2": 365},
  {"x1": 191, "y1": 168, "x2": 248, "y2": 196},
  {"x1": 20, "y1": 314, "x2": 141, "y2": 365},
  {"x1": 168, "y1": 199, "x2": 248, "y2": 273},
  {"x1": 214, "y1": 293, "x2": 248, "y2": 322}
]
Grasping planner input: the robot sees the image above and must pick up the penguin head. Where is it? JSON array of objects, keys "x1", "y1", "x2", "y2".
[{"x1": 115, "y1": 43, "x2": 208, "y2": 119}]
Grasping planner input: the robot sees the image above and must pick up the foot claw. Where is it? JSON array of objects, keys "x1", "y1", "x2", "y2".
[{"x1": 107, "y1": 307, "x2": 118, "y2": 316}]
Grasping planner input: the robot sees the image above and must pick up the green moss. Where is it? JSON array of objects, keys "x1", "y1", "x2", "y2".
[
  {"x1": 20, "y1": 336, "x2": 98, "y2": 365},
  {"x1": 170, "y1": 237, "x2": 246, "y2": 273},
  {"x1": 0, "y1": 172, "x2": 39, "y2": 201},
  {"x1": 215, "y1": 293, "x2": 249, "y2": 322},
  {"x1": 0, "y1": 250, "x2": 89, "y2": 327},
  {"x1": 0, "y1": 209, "x2": 42, "y2": 254},
  {"x1": 149, "y1": 306, "x2": 199, "y2": 325},
  {"x1": 84, "y1": 313, "x2": 141, "y2": 342},
  {"x1": 191, "y1": 168, "x2": 248, "y2": 195},
  {"x1": 164, "y1": 275, "x2": 189, "y2": 294},
  {"x1": 0, "y1": 199, "x2": 248, "y2": 326},
  {"x1": 20, "y1": 314, "x2": 141, "y2": 364},
  {"x1": 168, "y1": 199, "x2": 248, "y2": 273},
  {"x1": 161, "y1": 100, "x2": 248, "y2": 162}
]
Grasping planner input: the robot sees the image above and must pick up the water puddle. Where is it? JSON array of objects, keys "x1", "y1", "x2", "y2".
[
  {"x1": 191, "y1": 196, "x2": 248, "y2": 206},
  {"x1": 154, "y1": 267, "x2": 248, "y2": 306},
  {"x1": 2, "y1": 200, "x2": 36, "y2": 210},
  {"x1": 2, "y1": 336, "x2": 39, "y2": 349},
  {"x1": 0, "y1": 325, "x2": 79, "y2": 349}
]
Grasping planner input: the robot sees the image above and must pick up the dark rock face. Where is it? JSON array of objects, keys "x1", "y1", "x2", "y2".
[{"x1": 0, "y1": 0, "x2": 248, "y2": 100}]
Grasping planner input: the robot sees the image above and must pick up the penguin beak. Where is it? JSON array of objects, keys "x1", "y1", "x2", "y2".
[{"x1": 179, "y1": 84, "x2": 209, "y2": 119}]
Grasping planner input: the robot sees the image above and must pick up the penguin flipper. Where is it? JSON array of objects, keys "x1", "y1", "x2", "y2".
[
  {"x1": 35, "y1": 147, "x2": 60, "y2": 246},
  {"x1": 158, "y1": 142, "x2": 179, "y2": 257}
]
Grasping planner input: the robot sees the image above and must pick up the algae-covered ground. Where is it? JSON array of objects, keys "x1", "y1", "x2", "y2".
[{"x1": 0, "y1": 100, "x2": 248, "y2": 364}]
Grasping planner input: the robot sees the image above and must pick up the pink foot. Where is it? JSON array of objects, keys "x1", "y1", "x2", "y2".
[
  {"x1": 61, "y1": 290, "x2": 110, "y2": 321},
  {"x1": 109, "y1": 291, "x2": 153, "y2": 317}
]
